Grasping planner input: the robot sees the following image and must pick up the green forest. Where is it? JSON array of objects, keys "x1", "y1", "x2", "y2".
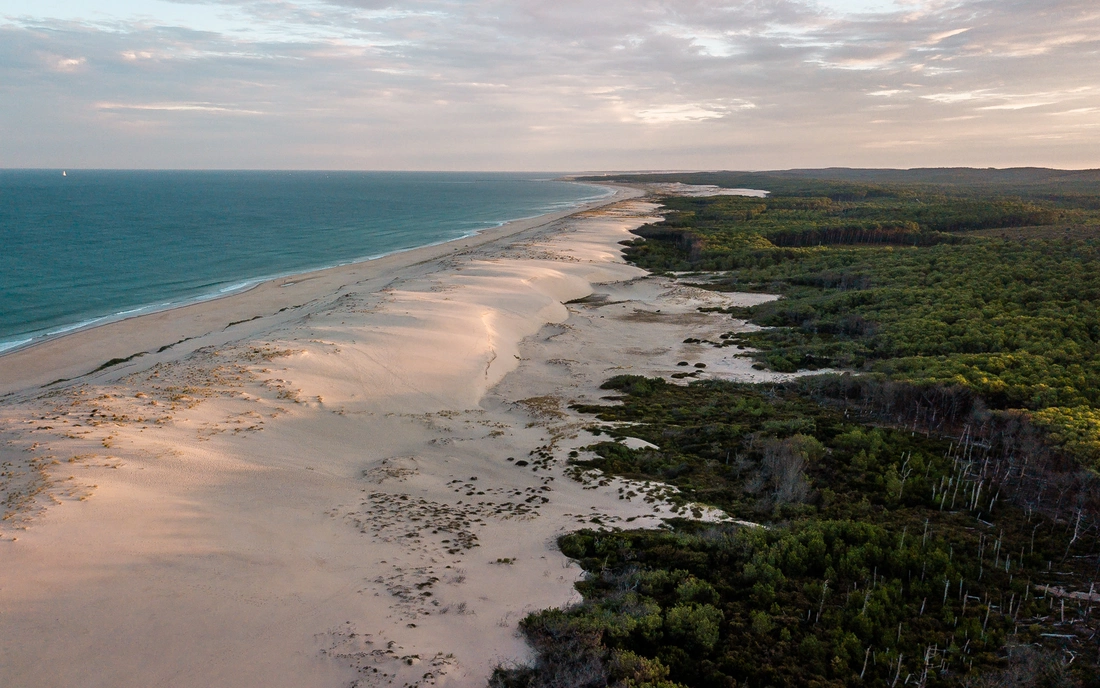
[
  {"x1": 493, "y1": 171, "x2": 1100, "y2": 687},
  {"x1": 619, "y1": 180, "x2": 1100, "y2": 469}
]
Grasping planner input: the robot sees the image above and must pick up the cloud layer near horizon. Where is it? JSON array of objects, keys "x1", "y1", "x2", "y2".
[{"x1": 2, "y1": 0, "x2": 1098, "y2": 170}]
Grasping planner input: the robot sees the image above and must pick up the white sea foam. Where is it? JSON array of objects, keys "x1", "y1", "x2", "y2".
[
  {"x1": 0, "y1": 338, "x2": 33, "y2": 354},
  {"x1": 218, "y1": 281, "x2": 259, "y2": 294},
  {"x1": 47, "y1": 317, "x2": 110, "y2": 336},
  {"x1": 116, "y1": 305, "x2": 155, "y2": 316}
]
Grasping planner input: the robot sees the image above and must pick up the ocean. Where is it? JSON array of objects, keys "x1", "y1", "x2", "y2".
[{"x1": 0, "y1": 171, "x2": 611, "y2": 353}]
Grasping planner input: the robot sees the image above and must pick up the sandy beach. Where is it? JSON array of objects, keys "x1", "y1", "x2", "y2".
[{"x1": 0, "y1": 186, "x2": 796, "y2": 688}]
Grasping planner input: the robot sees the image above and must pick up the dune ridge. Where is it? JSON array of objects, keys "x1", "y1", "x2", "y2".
[{"x1": 0, "y1": 188, "x2": 805, "y2": 687}]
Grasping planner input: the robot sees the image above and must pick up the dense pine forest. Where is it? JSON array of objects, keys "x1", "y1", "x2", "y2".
[{"x1": 493, "y1": 170, "x2": 1100, "y2": 688}]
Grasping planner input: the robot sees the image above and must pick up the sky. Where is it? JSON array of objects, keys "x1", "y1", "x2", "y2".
[{"x1": 1, "y1": 0, "x2": 1098, "y2": 170}]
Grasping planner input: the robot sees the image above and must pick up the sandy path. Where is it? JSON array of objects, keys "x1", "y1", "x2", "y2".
[{"x1": 0, "y1": 192, "x2": 805, "y2": 688}]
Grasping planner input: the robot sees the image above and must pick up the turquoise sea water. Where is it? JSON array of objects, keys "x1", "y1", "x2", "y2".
[{"x1": 0, "y1": 171, "x2": 611, "y2": 353}]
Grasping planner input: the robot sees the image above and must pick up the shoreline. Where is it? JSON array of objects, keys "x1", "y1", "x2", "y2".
[
  {"x1": 0, "y1": 186, "x2": 801, "y2": 688},
  {"x1": 0, "y1": 183, "x2": 630, "y2": 397},
  {"x1": 0, "y1": 180, "x2": 614, "y2": 358},
  {"x1": 0, "y1": 175, "x2": 615, "y2": 357},
  {"x1": 0, "y1": 179, "x2": 616, "y2": 356}
]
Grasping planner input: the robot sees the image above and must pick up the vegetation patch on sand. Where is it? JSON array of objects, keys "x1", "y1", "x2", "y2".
[
  {"x1": 495, "y1": 171, "x2": 1100, "y2": 687},
  {"x1": 495, "y1": 375, "x2": 1098, "y2": 687}
]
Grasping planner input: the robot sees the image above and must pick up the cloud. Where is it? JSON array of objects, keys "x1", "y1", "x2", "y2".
[
  {"x1": 96, "y1": 101, "x2": 266, "y2": 114},
  {"x1": 926, "y1": 27, "x2": 971, "y2": 44},
  {"x1": 922, "y1": 90, "x2": 993, "y2": 104},
  {"x1": 0, "y1": 0, "x2": 1097, "y2": 169},
  {"x1": 635, "y1": 104, "x2": 733, "y2": 124},
  {"x1": 922, "y1": 86, "x2": 1094, "y2": 111},
  {"x1": 51, "y1": 55, "x2": 87, "y2": 71}
]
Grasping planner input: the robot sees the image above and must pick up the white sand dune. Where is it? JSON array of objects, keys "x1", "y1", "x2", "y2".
[{"x1": 0, "y1": 187, "x2": 804, "y2": 687}]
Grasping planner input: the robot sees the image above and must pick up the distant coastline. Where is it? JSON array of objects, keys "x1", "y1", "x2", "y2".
[
  {"x1": 0, "y1": 172, "x2": 613, "y2": 358},
  {"x1": 0, "y1": 182, "x2": 630, "y2": 396}
]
